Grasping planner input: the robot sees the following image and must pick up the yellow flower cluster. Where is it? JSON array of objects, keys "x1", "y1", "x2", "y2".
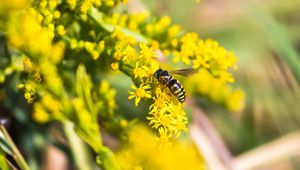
[
  {"x1": 184, "y1": 69, "x2": 245, "y2": 112},
  {"x1": 33, "y1": 93, "x2": 61, "y2": 123},
  {"x1": 70, "y1": 39, "x2": 105, "y2": 60},
  {"x1": 17, "y1": 83, "x2": 36, "y2": 103},
  {"x1": 66, "y1": 0, "x2": 127, "y2": 16},
  {"x1": 109, "y1": 36, "x2": 189, "y2": 143},
  {"x1": 108, "y1": 14, "x2": 242, "y2": 143},
  {"x1": 110, "y1": 29, "x2": 138, "y2": 69},
  {"x1": 7, "y1": 9, "x2": 53, "y2": 55},
  {"x1": 106, "y1": 12, "x2": 181, "y2": 49},
  {"x1": 147, "y1": 85, "x2": 188, "y2": 147},
  {"x1": 116, "y1": 124, "x2": 205, "y2": 170},
  {"x1": 107, "y1": 13, "x2": 242, "y2": 113},
  {"x1": 109, "y1": 12, "x2": 150, "y2": 32},
  {"x1": 173, "y1": 33, "x2": 237, "y2": 83},
  {"x1": 0, "y1": 0, "x2": 28, "y2": 17}
]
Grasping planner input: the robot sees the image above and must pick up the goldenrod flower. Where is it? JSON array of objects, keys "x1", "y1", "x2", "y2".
[
  {"x1": 155, "y1": 127, "x2": 173, "y2": 148},
  {"x1": 116, "y1": 125, "x2": 204, "y2": 170},
  {"x1": 139, "y1": 43, "x2": 156, "y2": 62},
  {"x1": 133, "y1": 62, "x2": 147, "y2": 79},
  {"x1": 56, "y1": 25, "x2": 65, "y2": 36},
  {"x1": 128, "y1": 84, "x2": 152, "y2": 106},
  {"x1": 33, "y1": 103, "x2": 50, "y2": 123}
]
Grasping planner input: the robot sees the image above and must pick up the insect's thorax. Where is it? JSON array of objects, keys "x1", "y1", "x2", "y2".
[{"x1": 158, "y1": 71, "x2": 173, "y2": 85}]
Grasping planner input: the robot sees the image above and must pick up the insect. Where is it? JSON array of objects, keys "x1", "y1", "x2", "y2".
[{"x1": 153, "y1": 68, "x2": 198, "y2": 103}]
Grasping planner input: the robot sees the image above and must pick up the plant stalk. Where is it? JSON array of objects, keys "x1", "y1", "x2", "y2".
[
  {"x1": 63, "y1": 121, "x2": 94, "y2": 170},
  {"x1": 0, "y1": 125, "x2": 30, "y2": 170}
]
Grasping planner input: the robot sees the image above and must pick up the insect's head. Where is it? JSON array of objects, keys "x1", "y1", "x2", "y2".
[{"x1": 153, "y1": 68, "x2": 163, "y2": 79}]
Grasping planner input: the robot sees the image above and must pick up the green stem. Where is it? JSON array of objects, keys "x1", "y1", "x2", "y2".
[
  {"x1": 119, "y1": 64, "x2": 133, "y2": 77},
  {"x1": 63, "y1": 121, "x2": 94, "y2": 170},
  {"x1": 0, "y1": 125, "x2": 30, "y2": 170}
]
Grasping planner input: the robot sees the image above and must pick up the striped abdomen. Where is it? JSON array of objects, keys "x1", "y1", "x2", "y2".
[{"x1": 168, "y1": 79, "x2": 186, "y2": 103}]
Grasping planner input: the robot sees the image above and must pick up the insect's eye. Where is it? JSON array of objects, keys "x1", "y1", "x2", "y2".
[{"x1": 153, "y1": 68, "x2": 163, "y2": 78}]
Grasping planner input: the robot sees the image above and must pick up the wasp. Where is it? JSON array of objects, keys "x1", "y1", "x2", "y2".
[{"x1": 153, "y1": 68, "x2": 198, "y2": 103}]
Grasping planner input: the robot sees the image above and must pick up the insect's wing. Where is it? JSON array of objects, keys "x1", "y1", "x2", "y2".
[{"x1": 169, "y1": 68, "x2": 199, "y2": 77}]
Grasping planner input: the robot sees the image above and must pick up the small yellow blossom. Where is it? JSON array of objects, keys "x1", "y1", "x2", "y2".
[
  {"x1": 49, "y1": 41, "x2": 65, "y2": 64},
  {"x1": 119, "y1": 119, "x2": 128, "y2": 128},
  {"x1": 67, "y1": 0, "x2": 76, "y2": 10},
  {"x1": 33, "y1": 103, "x2": 50, "y2": 123},
  {"x1": 155, "y1": 127, "x2": 173, "y2": 148},
  {"x1": 226, "y1": 89, "x2": 245, "y2": 112},
  {"x1": 17, "y1": 83, "x2": 36, "y2": 103},
  {"x1": 111, "y1": 62, "x2": 119, "y2": 71},
  {"x1": 139, "y1": 43, "x2": 156, "y2": 62},
  {"x1": 168, "y1": 25, "x2": 181, "y2": 38},
  {"x1": 41, "y1": 94, "x2": 61, "y2": 113},
  {"x1": 97, "y1": 40, "x2": 105, "y2": 52},
  {"x1": 105, "y1": 0, "x2": 115, "y2": 6},
  {"x1": 53, "y1": 10, "x2": 61, "y2": 19},
  {"x1": 133, "y1": 62, "x2": 147, "y2": 79},
  {"x1": 91, "y1": 50, "x2": 100, "y2": 60},
  {"x1": 128, "y1": 84, "x2": 152, "y2": 106},
  {"x1": 70, "y1": 38, "x2": 77, "y2": 49}
]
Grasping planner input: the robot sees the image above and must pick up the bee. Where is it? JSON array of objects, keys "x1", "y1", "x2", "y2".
[{"x1": 153, "y1": 68, "x2": 198, "y2": 103}]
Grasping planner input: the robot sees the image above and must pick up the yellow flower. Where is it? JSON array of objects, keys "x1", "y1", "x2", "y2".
[
  {"x1": 192, "y1": 55, "x2": 210, "y2": 69},
  {"x1": 41, "y1": 94, "x2": 61, "y2": 113},
  {"x1": 97, "y1": 40, "x2": 105, "y2": 53},
  {"x1": 111, "y1": 62, "x2": 119, "y2": 71},
  {"x1": 139, "y1": 43, "x2": 156, "y2": 62},
  {"x1": 53, "y1": 10, "x2": 61, "y2": 19},
  {"x1": 7, "y1": 10, "x2": 52, "y2": 55},
  {"x1": 146, "y1": 84, "x2": 188, "y2": 140},
  {"x1": 226, "y1": 89, "x2": 245, "y2": 112},
  {"x1": 158, "y1": 16, "x2": 171, "y2": 28},
  {"x1": 123, "y1": 45, "x2": 137, "y2": 63},
  {"x1": 150, "y1": 93, "x2": 168, "y2": 109},
  {"x1": 155, "y1": 127, "x2": 173, "y2": 148},
  {"x1": 116, "y1": 125, "x2": 204, "y2": 170},
  {"x1": 168, "y1": 25, "x2": 181, "y2": 38},
  {"x1": 128, "y1": 84, "x2": 152, "y2": 106},
  {"x1": 56, "y1": 25, "x2": 65, "y2": 36},
  {"x1": 33, "y1": 103, "x2": 50, "y2": 123},
  {"x1": 133, "y1": 62, "x2": 147, "y2": 79},
  {"x1": 119, "y1": 119, "x2": 128, "y2": 129},
  {"x1": 49, "y1": 41, "x2": 65, "y2": 64}
]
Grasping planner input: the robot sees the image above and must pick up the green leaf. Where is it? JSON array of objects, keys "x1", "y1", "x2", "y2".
[
  {"x1": 76, "y1": 64, "x2": 97, "y2": 117},
  {"x1": 96, "y1": 147, "x2": 120, "y2": 170},
  {"x1": 74, "y1": 126, "x2": 102, "y2": 153}
]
